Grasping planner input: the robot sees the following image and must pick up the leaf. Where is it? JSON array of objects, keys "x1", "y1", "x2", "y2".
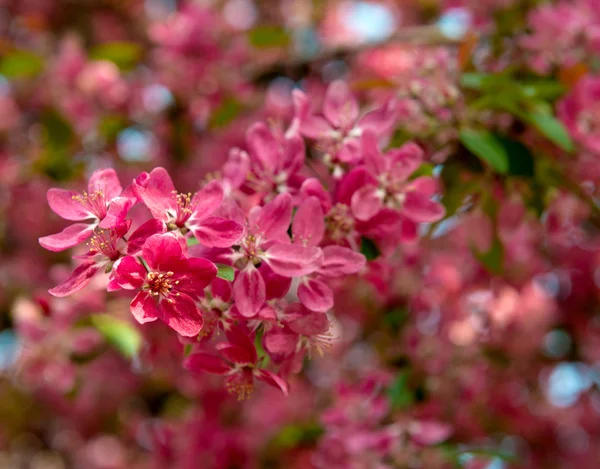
[
  {"x1": 525, "y1": 111, "x2": 574, "y2": 152},
  {"x1": 387, "y1": 371, "x2": 414, "y2": 409},
  {"x1": 89, "y1": 42, "x2": 142, "y2": 70},
  {"x1": 91, "y1": 314, "x2": 142, "y2": 359},
  {"x1": 248, "y1": 26, "x2": 290, "y2": 48},
  {"x1": 409, "y1": 163, "x2": 435, "y2": 180},
  {"x1": 0, "y1": 50, "x2": 44, "y2": 79},
  {"x1": 494, "y1": 136, "x2": 535, "y2": 177},
  {"x1": 216, "y1": 264, "x2": 234, "y2": 282},
  {"x1": 209, "y1": 97, "x2": 243, "y2": 129},
  {"x1": 459, "y1": 130, "x2": 509, "y2": 173},
  {"x1": 360, "y1": 237, "x2": 380, "y2": 261},
  {"x1": 472, "y1": 236, "x2": 504, "y2": 275}
]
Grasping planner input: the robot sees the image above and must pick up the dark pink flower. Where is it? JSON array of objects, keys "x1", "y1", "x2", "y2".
[
  {"x1": 349, "y1": 131, "x2": 445, "y2": 224},
  {"x1": 39, "y1": 168, "x2": 134, "y2": 252},
  {"x1": 290, "y1": 80, "x2": 397, "y2": 167},
  {"x1": 134, "y1": 167, "x2": 244, "y2": 247},
  {"x1": 185, "y1": 326, "x2": 288, "y2": 400},
  {"x1": 113, "y1": 233, "x2": 217, "y2": 337}
]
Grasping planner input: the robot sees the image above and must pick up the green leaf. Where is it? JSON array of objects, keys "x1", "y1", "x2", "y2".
[
  {"x1": 525, "y1": 111, "x2": 574, "y2": 152},
  {"x1": 360, "y1": 237, "x2": 380, "y2": 261},
  {"x1": 387, "y1": 371, "x2": 414, "y2": 409},
  {"x1": 494, "y1": 136, "x2": 535, "y2": 177},
  {"x1": 459, "y1": 130, "x2": 509, "y2": 173},
  {"x1": 91, "y1": 314, "x2": 142, "y2": 358},
  {"x1": 89, "y1": 42, "x2": 142, "y2": 70},
  {"x1": 0, "y1": 50, "x2": 44, "y2": 79},
  {"x1": 248, "y1": 26, "x2": 290, "y2": 48},
  {"x1": 409, "y1": 163, "x2": 434, "y2": 180},
  {"x1": 209, "y1": 97, "x2": 243, "y2": 129},
  {"x1": 216, "y1": 264, "x2": 234, "y2": 282},
  {"x1": 521, "y1": 81, "x2": 566, "y2": 100},
  {"x1": 472, "y1": 236, "x2": 504, "y2": 275}
]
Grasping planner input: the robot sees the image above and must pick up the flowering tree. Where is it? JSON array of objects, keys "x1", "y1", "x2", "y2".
[{"x1": 1, "y1": 0, "x2": 600, "y2": 468}]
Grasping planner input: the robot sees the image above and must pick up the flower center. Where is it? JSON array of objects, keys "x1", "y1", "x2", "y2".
[
  {"x1": 146, "y1": 271, "x2": 179, "y2": 301},
  {"x1": 88, "y1": 229, "x2": 121, "y2": 261},
  {"x1": 72, "y1": 190, "x2": 108, "y2": 220},
  {"x1": 326, "y1": 204, "x2": 355, "y2": 241},
  {"x1": 167, "y1": 191, "x2": 195, "y2": 228}
]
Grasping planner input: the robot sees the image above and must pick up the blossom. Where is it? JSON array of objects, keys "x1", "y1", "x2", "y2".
[
  {"x1": 348, "y1": 131, "x2": 445, "y2": 224},
  {"x1": 39, "y1": 168, "x2": 134, "y2": 252},
  {"x1": 113, "y1": 233, "x2": 217, "y2": 336},
  {"x1": 185, "y1": 325, "x2": 288, "y2": 400},
  {"x1": 134, "y1": 167, "x2": 244, "y2": 247},
  {"x1": 290, "y1": 80, "x2": 397, "y2": 168}
]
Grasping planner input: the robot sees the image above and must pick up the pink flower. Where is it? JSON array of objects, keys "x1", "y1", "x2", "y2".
[
  {"x1": 134, "y1": 167, "x2": 244, "y2": 247},
  {"x1": 39, "y1": 168, "x2": 135, "y2": 252},
  {"x1": 185, "y1": 326, "x2": 288, "y2": 400},
  {"x1": 113, "y1": 233, "x2": 217, "y2": 337},
  {"x1": 349, "y1": 131, "x2": 445, "y2": 224},
  {"x1": 207, "y1": 193, "x2": 323, "y2": 318},
  {"x1": 48, "y1": 219, "x2": 164, "y2": 298},
  {"x1": 290, "y1": 80, "x2": 397, "y2": 167},
  {"x1": 293, "y1": 197, "x2": 365, "y2": 312},
  {"x1": 558, "y1": 75, "x2": 600, "y2": 155}
]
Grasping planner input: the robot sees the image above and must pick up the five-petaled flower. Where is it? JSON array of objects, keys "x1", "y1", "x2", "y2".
[{"x1": 113, "y1": 233, "x2": 217, "y2": 337}]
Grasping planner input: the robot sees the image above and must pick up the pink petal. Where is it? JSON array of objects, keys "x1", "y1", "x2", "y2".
[
  {"x1": 98, "y1": 196, "x2": 133, "y2": 229},
  {"x1": 298, "y1": 278, "x2": 334, "y2": 312},
  {"x1": 142, "y1": 233, "x2": 183, "y2": 270},
  {"x1": 292, "y1": 196, "x2": 325, "y2": 246},
  {"x1": 320, "y1": 246, "x2": 366, "y2": 277},
  {"x1": 288, "y1": 309, "x2": 330, "y2": 336},
  {"x1": 351, "y1": 185, "x2": 383, "y2": 221},
  {"x1": 190, "y1": 180, "x2": 224, "y2": 222},
  {"x1": 265, "y1": 244, "x2": 323, "y2": 277},
  {"x1": 126, "y1": 219, "x2": 165, "y2": 254},
  {"x1": 215, "y1": 343, "x2": 254, "y2": 365},
  {"x1": 223, "y1": 148, "x2": 250, "y2": 191},
  {"x1": 336, "y1": 166, "x2": 377, "y2": 205},
  {"x1": 134, "y1": 167, "x2": 176, "y2": 220},
  {"x1": 233, "y1": 265, "x2": 266, "y2": 317},
  {"x1": 254, "y1": 192, "x2": 293, "y2": 240},
  {"x1": 409, "y1": 421, "x2": 453, "y2": 446},
  {"x1": 300, "y1": 178, "x2": 332, "y2": 212},
  {"x1": 398, "y1": 216, "x2": 418, "y2": 243},
  {"x1": 190, "y1": 217, "x2": 244, "y2": 248},
  {"x1": 263, "y1": 328, "x2": 298, "y2": 363},
  {"x1": 407, "y1": 176, "x2": 439, "y2": 196},
  {"x1": 39, "y1": 223, "x2": 95, "y2": 252},
  {"x1": 255, "y1": 369, "x2": 289, "y2": 396},
  {"x1": 281, "y1": 134, "x2": 305, "y2": 175},
  {"x1": 130, "y1": 291, "x2": 159, "y2": 324},
  {"x1": 403, "y1": 192, "x2": 445, "y2": 223},
  {"x1": 361, "y1": 131, "x2": 386, "y2": 175},
  {"x1": 185, "y1": 353, "x2": 230, "y2": 375},
  {"x1": 388, "y1": 142, "x2": 423, "y2": 181},
  {"x1": 357, "y1": 98, "x2": 397, "y2": 136},
  {"x1": 324, "y1": 80, "x2": 359, "y2": 129},
  {"x1": 180, "y1": 258, "x2": 218, "y2": 292},
  {"x1": 49, "y1": 261, "x2": 100, "y2": 297},
  {"x1": 247, "y1": 122, "x2": 279, "y2": 169},
  {"x1": 337, "y1": 138, "x2": 362, "y2": 164},
  {"x1": 47, "y1": 188, "x2": 94, "y2": 220},
  {"x1": 225, "y1": 325, "x2": 258, "y2": 362},
  {"x1": 158, "y1": 293, "x2": 204, "y2": 337},
  {"x1": 113, "y1": 256, "x2": 146, "y2": 290},
  {"x1": 88, "y1": 168, "x2": 122, "y2": 200},
  {"x1": 299, "y1": 115, "x2": 334, "y2": 139},
  {"x1": 259, "y1": 263, "x2": 292, "y2": 299}
]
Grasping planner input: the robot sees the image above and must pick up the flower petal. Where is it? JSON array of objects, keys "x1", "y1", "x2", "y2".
[
  {"x1": 190, "y1": 180, "x2": 224, "y2": 222},
  {"x1": 254, "y1": 192, "x2": 293, "y2": 240},
  {"x1": 263, "y1": 327, "x2": 298, "y2": 363},
  {"x1": 47, "y1": 188, "x2": 94, "y2": 221},
  {"x1": 39, "y1": 223, "x2": 94, "y2": 252},
  {"x1": 292, "y1": 196, "x2": 325, "y2": 247},
  {"x1": 298, "y1": 278, "x2": 334, "y2": 312},
  {"x1": 247, "y1": 122, "x2": 279, "y2": 169},
  {"x1": 134, "y1": 167, "x2": 176, "y2": 220},
  {"x1": 265, "y1": 244, "x2": 323, "y2": 277},
  {"x1": 126, "y1": 219, "x2": 165, "y2": 254},
  {"x1": 113, "y1": 256, "x2": 146, "y2": 290},
  {"x1": 185, "y1": 353, "x2": 231, "y2": 375},
  {"x1": 320, "y1": 246, "x2": 366, "y2": 277},
  {"x1": 190, "y1": 217, "x2": 244, "y2": 248},
  {"x1": 142, "y1": 233, "x2": 183, "y2": 270},
  {"x1": 88, "y1": 168, "x2": 122, "y2": 200},
  {"x1": 130, "y1": 291, "x2": 159, "y2": 324},
  {"x1": 403, "y1": 192, "x2": 445, "y2": 223},
  {"x1": 351, "y1": 185, "x2": 383, "y2": 221},
  {"x1": 233, "y1": 265, "x2": 266, "y2": 318},
  {"x1": 255, "y1": 369, "x2": 289, "y2": 396},
  {"x1": 324, "y1": 80, "x2": 359, "y2": 128},
  {"x1": 98, "y1": 196, "x2": 133, "y2": 229},
  {"x1": 158, "y1": 293, "x2": 204, "y2": 337},
  {"x1": 49, "y1": 261, "x2": 100, "y2": 297}
]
